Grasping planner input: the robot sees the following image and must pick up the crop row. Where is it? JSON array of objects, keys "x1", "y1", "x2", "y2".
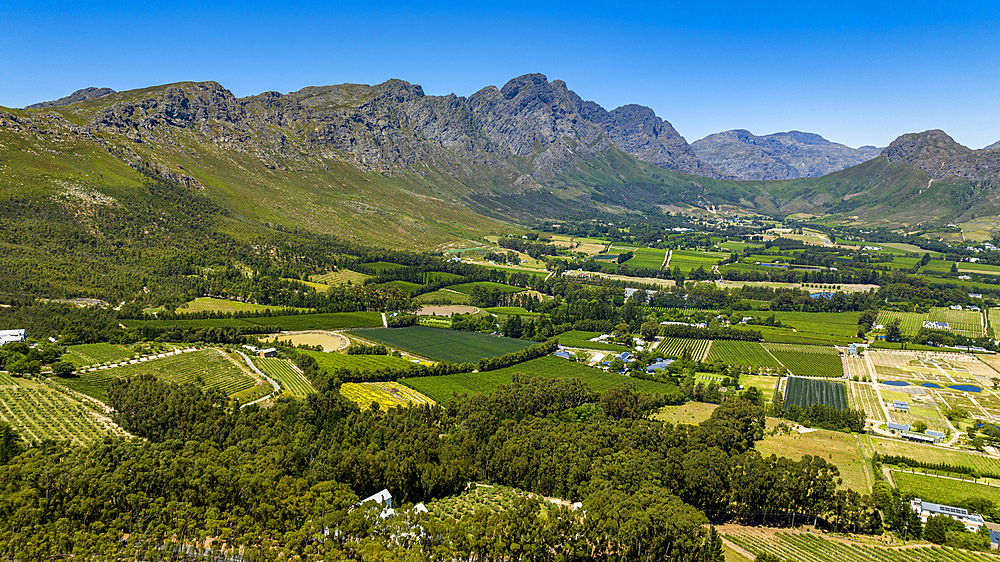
[
  {"x1": 63, "y1": 343, "x2": 135, "y2": 367},
  {"x1": 340, "y1": 382, "x2": 434, "y2": 409},
  {"x1": 255, "y1": 357, "x2": 315, "y2": 397},
  {"x1": 656, "y1": 337, "x2": 710, "y2": 361},
  {"x1": 705, "y1": 340, "x2": 782, "y2": 371},
  {"x1": 784, "y1": 376, "x2": 847, "y2": 410},
  {"x1": 929, "y1": 307, "x2": 985, "y2": 338},
  {"x1": 764, "y1": 344, "x2": 844, "y2": 378},
  {"x1": 62, "y1": 349, "x2": 257, "y2": 403},
  {"x1": 0, "y1": 387, "x2": 125, "y2": 445},
  {"x1": 724, "y1": 529, "x2": 992, "y2": 562},
  {"x1": 349, "y1": 326, "x2": 533, "y2": 364},
  {"x1": 875, "y1": 311, "x2": 927, "y2": 337},
  {"x1": 848, "y1": 382, "x2": 885, "y2": 422}
]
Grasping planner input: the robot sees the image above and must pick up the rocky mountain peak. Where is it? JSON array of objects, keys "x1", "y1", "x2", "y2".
[
  {"x1": 25, "y1": 87, "x2": 116, "y2": 109},
  {"x1": 881, "y1": 130, "x2": 1000, "y2": 181}
]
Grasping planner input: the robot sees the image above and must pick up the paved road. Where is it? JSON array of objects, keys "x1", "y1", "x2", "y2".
[{"x1": 236, "y1": 351, "x2": 280, "y2": 408}]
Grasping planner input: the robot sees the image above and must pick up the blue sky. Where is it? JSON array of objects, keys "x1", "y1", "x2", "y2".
[{"x1": 2, "y1": 1, "x2": 998, "y2": 148}]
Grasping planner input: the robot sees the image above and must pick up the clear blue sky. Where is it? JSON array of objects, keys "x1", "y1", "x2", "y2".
[{"x1": 2, "y1": 1, "x2": 998, "y2": 148}]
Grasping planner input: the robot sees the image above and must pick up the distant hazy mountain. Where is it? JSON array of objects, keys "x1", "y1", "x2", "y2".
[
  {"x1": 986, "y1": 140, "x2": 1000, "y2": 150},
  {"x1": 26, "y1": 87, "x2": 116, "y2": 109},
  {"x1": 690, "y1": 129, "x2": 882, "y2": 181}
]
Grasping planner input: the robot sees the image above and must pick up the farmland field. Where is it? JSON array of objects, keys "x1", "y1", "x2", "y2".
[
  {"x1": 255, "y1": 357, "x2": 314, "y2": 397},
  {"x1": 875, "y1": 310, "x2": 928, "y2": 337},
  {"x1": 740, "y1": 375, "x2": 779, "y2": 401},
  {"x1": 62, "y1": 349, "x2": 260, "y2": 403},
  {"x1": 891, "y1": 470, "x2": 1000, "y2": 506},
  {"x1": 177, "y1": 297, "x2": 307, "y2": 315},
  {"x1": 623, "y1": 247, "x2": 668, "y2": 269},
  {"x1": 653, "y1": 402, "x2": 718, "y2": 425},
  {"x1": 354, "y1": 262, "x2": 409, "y2": 274},
  {"x1": 347, "y1": 326, "x2": 534, "y2": 363},
  {"x1": 63, "y1": 343, "x2": 135, "y2": 367},
  {"x1": 555, "y1": 330, "x2": 629, "y2": 352},
  {"x1": 866, "y1": 436, "x2": 1000, "y2": 474},
  {"x1": 123, "y1": 311, "x2": 383, "y2": 331},
  {"x1": 784, "y1": 376, "x2": 847, "y2": 410},
  {"x1": 448, "y1": 282, "x2": 525, "y2": 295},
  {"x1": 340, "y1": 381, "x2": 434, "y2": 409},
  {"x1": 402, "y1": 356, "x2": 678, "y2": 403},
  {"x1": 0, "y1": 383, "x2": 127, "y2": 445},
  {"x1": 722, "y1": 527, "x2": 993, "y2": 562},
  {"x1": 844, "y1": 356, "x2": 870, "y2": 381},
  {"x1": 764, "y1": 343, "x2": 844, "y2": 378},
  {"x1": 301, "y1": 351, "x2": 414, "y2": 373},
  {"x1": 378, "y1": 280, "x2": 424, "y2": 293},
  {"x1": 414, "y1": 289, "x2": 472, "y2": 305},
  {"x1": 310, "y1": 269, "x2": 370, "y2": 285},
  {"x1": 744, "y1": 311, "x2": 862, "y2": 338},
  {"x1": 755, "y1": 428, "x2": 871, "y2": 492},
  {"x1": 669, "y1": 249, "x2": 727, "y2": 273},
  {"x1": 657, "y1": 337, "x2": 711, "y2": 361},
  {"x1": 848, "y1": 382, "x2": 885, "y2": 422},
  {"x1": 706, "y1": 340, "x2": 782, "y2": 371},
  {"x1": 928, "y1": 306, "x2": 985, "y2": 338}
]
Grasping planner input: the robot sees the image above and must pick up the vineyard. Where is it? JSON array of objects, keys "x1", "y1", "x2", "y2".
[
  {"x1": 875, "y1": 310, "x2": 927, "y2": 337},
  {"x1": 623, "y1": 247, "x2": 668, "y2": 269},
  {"x1": 848, "y1": 382, "x2": 885, "y2": 422},
  {"x1": 303, "y1": 350, "x2": 415, "y2": 372},
  {"x1": 255, "y1": 357, "x2": 315, "y2": 397},
  {"x1": 427, "y1": 485, "x2": 535, "y2": 524},
  {"x1": 555, "y1": 331, "x2": 629, "y2": 352},
  {"x1": 63, "y1": 343, "x2": 135, "y2": 367},
  {"x1": 722, "y1": 528, "x2": 997, "y2": 562},
  {"x1": 928, "y1": 307, "x2": 985, "y2": 338},
  {"x1": 668, "y1": 250, "x2": 727, "y2": 273},
  {"x1": 764, "y1": 344, "x2": 844, "y2": 378},
  {"x1": 749, "y1": 311, "x2": 863, "y2": 338},
  {"x1": 657, "y1": 337, "x2": 711, "y2": 361},
  {"x1": 447, "y1": 282, "x2": 525, "y2": 295},
  {"x1": 844, "y1": 356, "x2": 870, "y2": 381},
  {"x1": 349, "y1": 326, "x2": 534, "y2": 363},
  {"x1": 401, "y1": 356, "x2": 677, "y2": 404},
  {"x1": 310, "y1": 269, "x2": 370, "y2": 286},
  {"x1": 0, "y1": 384, "x2": 126, "y2": 445},
  {"x1": 339, "y1": 382, "x2": 435, "y2": 409},
  {"x1": 62, "y1": 349, "x2": 259, "y2": 403},
  {"x1": 705, "y1": 341, "x2": 782, "y2": 371},
  {"x1": 784, "y1": 376, "x2": 847, "y2": 410}
]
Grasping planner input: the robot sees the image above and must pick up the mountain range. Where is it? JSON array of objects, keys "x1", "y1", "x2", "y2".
[{"x1": 4, "y1": 73, "x2": 1000, "y2": 248}]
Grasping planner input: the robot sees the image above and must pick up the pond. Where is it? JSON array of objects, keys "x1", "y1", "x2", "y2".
[
  {"x1": 882, "y1": 380, "x2": 910, "y2": 386},
  {"x1": 921, "y1": 383, "x2": 942, "y2": 389},
  {"x1": 948, "y1": 384, "x2": 982, "y2": 393}
]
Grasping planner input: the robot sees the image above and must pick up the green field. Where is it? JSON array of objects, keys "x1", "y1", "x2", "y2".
[
  {"x1": 745, "y1": 311, "x2": 862, "y2": 339},
  {"x1": 866, "y1": 436, "x2": 1000, "y2": 474},
  {"x1": 448, "y1": 282, "x2": 525, "y2": 295},
  {"x1": 723, "y1": 528, "x2": 991, "y2": 562},
  {"x1": 555, "y1": 330, "x2": 630, "y2": 352},
  {"x1": 483, "y1": 306, "x2": 542, "y2": 317},
  {"x1": 669, "y1": 249, "x2": 727, "y2": 273},
  {"x1": 62, "y1": 349, "x2": 261, "y2": 403},
  {"x1": 657, "y1": 337, "x2": 711, "y2": 361},
  {"x1": 875, "y1": 310, "x2": 927, "y2": 337},
  {"x1": 123, "y1": 311, "x2": 384, "y2": 331},
  {"x1": 378, "y1": 280, "x2": 424, "y2": 293},
  {"x1": 755, "y1": 427, "x2": 870, "y2": 492},
  {"x1": 310, "y1": 269, "x2": 370, "y2": 285},
  {"x1": 63, "y1": 343, "x2": 136, "y2": 367},
  {"x1": 784, "y1": 376, "x2": 847, "y2": 410},
  {"x1": 178, "y1": 297, "x2": 307, "y2": 315},
  {"x1": 402, "y1": 356, "x2": 677, "y2": 403},
  {"x1": 892, "y1": 470, "x2": 1000, "y2": 506},
  {"x1": 623, "y1": 247, "x2": 668, "y2": 269},
  {"x1": 255, "y1": 357, "x2": 315, "y2": 397},
  {"x1": 340, "y1": 381, "x2": 435, "y2": 409},
  {"x1": 928, "y1": 307, "x2": 985, "y2": 338},
  {"x1": 414, "y1": 289, "x2": 473, "y2": 304},
  {"x1": 0, "y1": 383, "x2": 126, "y2": 445},
  {"x1": 350, "y1": 326, "x2": 534, "y2": 363},
  {"x1": 0, "y1": 373, "x2": 17, "y2": 386},
  {"x1": 741, "y1": 375, "x2": 780, "y2": 401},
  {"x1": 301, "y1": 350, "x2": 415, "y2": 373},
  {"x1": 764, "y1": 343, "x2": 844, "y2": 378},
  {"x1": 706, "y1": 340, "x2": 782, "y2": 370},
  {"x1": 652, "y1": 402, "x2": 718, "y2": 425}
]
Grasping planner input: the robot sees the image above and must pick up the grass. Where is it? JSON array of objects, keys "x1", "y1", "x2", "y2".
[
  {"x1": 301, "y1": 351, "x2": 414, "y2": 373},
  {"x1": 652, "y1": 402, "x2": 718, "y2": 425},
  {"x1": 756, "y1": 428, "x2": 871, "y2": 492},
  {"x1": 63, "y1": 343, "x2": 135, "y2": 367},
  {"x1": 349, "y1": 326, "x2": 534, "y2": 363},
  {"x1": 62, "y1": 349, "x2": 261, "y2": 403},
  {"x1": 255, "y1": 357, "x2": 315, "y2": 397},
  {"x1": 310, "y1": 269, "x2": 370, "y2": 286},
  {"x1": 178, "y1": 297, "x2": 307, "y2": 314},
  {"x1": 740, "y1": 375, "x2": 780, "y2": 401},
  {"x1": 401, "y1": 356, "x2": 677, "y2": 403},
  {"x1": 554, "y1": 330, "x2": 629, "y2": 352},
  {"x1": 340, "y1": 381, "x2": 435, "y2": 409},
  {"x1": 483, "y1": 306, "x2": 542, "y2": 317},
  {"x1": 448, "y1": 282, "x2": 525, "y2": 295},
  {"x1": 891, "y1": 470, "x2": 1000, "y2": 506},
  {"x1": 669, "y1": 249, "x2": 727, "y2": 273},
  {"x1": 0, "y1": 383, "x2": 127, "y2": 445},
  {"x1": 414, "y1": 289, "x2": 472, "y2": 304},
  {"x1": 866, "y1": 435, "x2": 1000, "y2": 474},
  {"x1": 784, "y1": 377, "x2": 847, "y2": 410},
  {"x1": 743, "y1": 311, "x2": 862, "y2": 339},
  {"x1": 623, "y1": 247, "x2": 668, "y2": 269}
]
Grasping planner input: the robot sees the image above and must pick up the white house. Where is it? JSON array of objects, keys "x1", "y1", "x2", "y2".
[{"x1": 0, "y1": 329, "x2": 26, "y2": 346}]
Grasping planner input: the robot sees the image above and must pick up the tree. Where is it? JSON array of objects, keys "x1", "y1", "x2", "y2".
[
  {"x1": 0, "y1": 422, "x2": 25, "y2": 465},
  {"x1": 950, "y1": 262, "x2": 959, "y2": 273},
  {"x1": 885, "y1": 320, "x2": 903, "y2": 343},
  {"x1": 639, "y1": 320, "x2": 660, "y2": 341},
  {"x1": 912, "y1": 421, "x2": 928, "y2": 433},
  {"x1": 50, "y1": 360, "x2": 75, "y2": 377}
]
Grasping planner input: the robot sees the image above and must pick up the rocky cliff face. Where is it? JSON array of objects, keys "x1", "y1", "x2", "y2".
[
  {"x1": 26, "y1": 87, "x2": 116, "y2": 108},
  {"x1": 690, "y1": 129, "x2": 881, "y2": 180},
  {"x1": 881, "y1": 130, "x2": 1000, "y2": 181}
]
